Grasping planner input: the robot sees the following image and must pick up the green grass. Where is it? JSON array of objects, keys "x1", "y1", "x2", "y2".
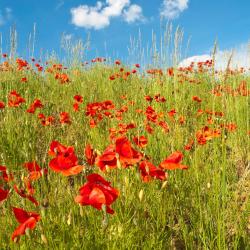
[{"x1": 0, "y1": 60, "x2": 249, "y2": 249}]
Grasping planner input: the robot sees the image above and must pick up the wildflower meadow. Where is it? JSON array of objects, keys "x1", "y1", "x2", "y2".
[{"x1": 0, "y1": 49, "x2": 249, "y2": 249}]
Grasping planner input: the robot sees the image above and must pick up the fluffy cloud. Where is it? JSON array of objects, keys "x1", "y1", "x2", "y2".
[
  {"x1": 179, "y1": 42, "x2": 250, "y2": 70},
  {"x1": 71, "y1": 0, "x2": 144, "y2": 29},
  {"x1": 71, "y1": 4, "x2": 110, "y2": 29},
  {"x1": 123, "y1": 4, "x2": 143, "y2": 23},
  {"x1": 160, "y1": 0, "x2": 189, "y2": 19},
  {"x1": 0, "y1": 7, "x2": 12, "y2": 26},
  {"x1": 102, "y1": 0, "x2": 130, "y2": 17}
]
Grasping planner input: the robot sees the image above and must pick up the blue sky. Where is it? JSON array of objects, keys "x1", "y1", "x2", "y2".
[{"x1": 0, "y1": 0, "x2": 250, "y2": 64}]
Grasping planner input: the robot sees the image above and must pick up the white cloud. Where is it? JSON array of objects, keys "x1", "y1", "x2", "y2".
[
  {"x1": 71, "y1": 0, "x2": 144, "y2": 29},
  {"x1": 160, "y1": 0, "x2": 189, "y2": 19},
  {"x1": 0, "y1": 7, "x2": 12, "y2": 26},
  {"x1": 215, "y1": 43, "x2": 250, "y2": 70},
  {"x1": 102, "y1": 0, "x2": 130, "y2": 17},
  {"x1": 178, "y1": 42, "x2": 250, "y2": 70},
  {"x1": 71, "y1": 4, "x2": 110, "y2": 29},
  {"x1": 123, "y1": 4, "x2": 143, "y2": 23}
]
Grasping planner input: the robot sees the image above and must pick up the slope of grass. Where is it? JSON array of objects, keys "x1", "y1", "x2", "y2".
[{"x1": 0, "y1": 59, "x2": 249, "y2": 249}]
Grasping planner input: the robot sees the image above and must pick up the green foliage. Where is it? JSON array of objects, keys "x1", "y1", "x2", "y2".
[{"x1": 0, "y1": 62, "x2": 249, "y2": 249}]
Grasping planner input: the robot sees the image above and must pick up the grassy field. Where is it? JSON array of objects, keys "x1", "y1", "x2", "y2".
[{"x1": 0, "y1": 56, "x2": 249, "y2": 249}]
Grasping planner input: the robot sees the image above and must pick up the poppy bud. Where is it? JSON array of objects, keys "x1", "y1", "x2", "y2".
[
  {"x1": 117, "y1": 158, "x2": 122, "y2": 170},
  {"x1": 138, "y1": 189, "x2": 144, "y2": 202},
  {"x1": 25, "y1": 228, "x2": 31, "y2": 238},
  {"x1": 67, "y1": 213, "x2": 72, "y2": 225},
  {"x1": 124, "y1": 176, "x2": 129, "y2": 187},
  {"x1": 41, "y1": 208, "x2": 46, "y2": 218},
  {"x1": 41, "y1": 198, "x2": 49, "y2": 208},
  {"x1": 161, "y1": 180, "x2": 168, "y2": 189},
  {"x1": 80, "y1": 206, "x2": 84, "y2": 217},
  {"x1": 41, "y1": 234, "x2": 48, "y2": 244},
  {"x1": 105, "y1": 165, "x2": 111, "y2": 173}
]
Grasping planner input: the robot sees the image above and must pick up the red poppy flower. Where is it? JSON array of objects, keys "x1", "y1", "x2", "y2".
[
  {"x1": 12, "y1": 207, "x2": 40, "y2": 242},
  {"x1": 75, "y1": 173, "x2": 119, "y2": 214},
  {"x1": 225, "y1": 123, "x2": 237, "y2": 132},
  {"x1": 0, "y1": 165, "x2": 13, "y2": 182},
  {"x1": 16, "y1": 58, "x2": 28, "y2": 70},
  {"x1": 0, "y1": 188, "x2": 9, "y2": 202},
  {"x1": 21, "y1": 77, "x2": 28, "y2": 83},
  {"x1": 145, "y1": 106, "x2": 158, "y2": 123},
  {"x1": 145, "y1": 95, "x2": 153, "y2": 102},
  {"x1": 26, "y1": 99, "x2": 43, "y2": 114},
  {"x1": 115, "y1": 136, "x2": 142, "y2": 167},
  {"x1": 158, "y1": 121, "x2": 170, "y2": 133},
  {"x1": 145, "y1": 122, "x2": 154, "y2": 134},
  {"x1": 109, "y1": 75, "x2": 116, "y2": 80},
  {"x1": 196, "y1": 126, "x2": 221, "y2": 145},
  {"x1": 48, "y1": 141, "x2": 84, "y2": 176},
  {"x1": 13, "y1": 181, "x2": 39, "y2": 206},
  {"x1": 160, "y1": 151, "x2": 188, "y2": 170},
  {"x1": 89, "y1": 118, "x2": 97, "y2": 128},
  {"x1": 0, "y1": 101, "x2": 5, "y2": 109},
  {"x1": 139, "y1": 161, "x2": 167, "y2": 182},
  {"x1": 167, "y1": 67, "x2": 174, "y2": 77},
  {"x1": 40, "y1": 115, "x2": 55, "y2": 126},
  {"x1": 154, "y1": 94, "x2": 166, "y2": 103},
  {"x1": 85, "y1": 144, "x2": 97, "y2": 166},
  {"x1": 192, "y1": 96, "x2": 202, "y2": 103},
  {"x1": 8, "y1": 91, "x2": 25, "y2": 107},
  {"x1": 60, "y1": 112, "x2": 71, "y2": 124},
  {"x1": 95, "y1": 145, "x2": 117, "y2": 171},
  {"x1": 73, "y1": 102, "x2": 80, "y2": 112},
  {"x1": 133, "y1": 136, "x2": 148, "y2": 148},
  {"x1": 102, "y1": 100, "x2": 115, "y2": 110},
  {"x1": 179, "y1": 116, "x2": 185, "y2": 125},
  {"x1": 115, "y1": 60, "x2": 121, "y2": 65},
  {"x1": 38, "y1": 113, "x2": 45, "y2": 120},
  {"x1": 74, "y1": 95, "x2": 83, "y2": 103},
  {"x1": 55, "y1": 73, "x2": 70, "y2": 84},
  {"x1": 167, "y1": 109, "x2": 177, "y2": 119},
  {"x1": 184, "y1": 139, "x2": 194, "y2": 151},
  {"x1": 23, "y1": 161, "x2": 47, "y2": 181}
]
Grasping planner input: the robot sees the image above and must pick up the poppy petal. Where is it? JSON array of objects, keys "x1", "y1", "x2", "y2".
[{"x1": 61, "y1": 165, "x2": 84, "y2": 176}]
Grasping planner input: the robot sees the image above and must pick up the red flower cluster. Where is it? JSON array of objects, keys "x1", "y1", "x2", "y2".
[
  {"x1": 139, "y1": 161, "x2": 166, "y2": 182},
  {"x1": 85, "y1": 100, "x2": 115, "y2": 128},
  {"x1": 55, "y1": 72, "x2": 70, "y2": 84},
  {"x1": 196, "y1": 126, "x2": 221, "y2": 145},
  {"x1": 8, "y1": 91, "x2": 26, "y2": 107},
  {"x1": 73, "y1": 94, "x2": 83, "y2": 112},
  {"x1": 96, "y1": 136, "x2": 142, "y2": 171},
  {"x1": 60, "y1": 112, "x2": 71, "y2": 124},
  {"x1": 38, "y1": 113, "x2": 55, "y2": 126},
  {"x1": 16, "y1": 58, "x2": 29, "y2": 70},
  {"x1": 144, "y1": 106, "x2": 169, "y2": 134}
]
